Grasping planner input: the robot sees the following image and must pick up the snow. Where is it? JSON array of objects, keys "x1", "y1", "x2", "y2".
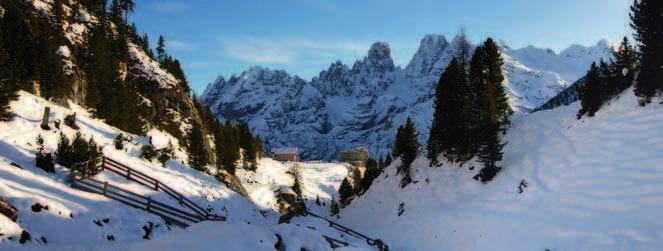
[
  {"x1": 56, "y1": 46, "x2": 75, "y2": 75},
  {"x1": 236, "y1": 158, "x2": 350, "y2": 213},
  {"x1": 128, "y1": 43, "x2": 179, "y2": 89},
  {"x1": 338, "y1": 88, "x2": 663, "y2": 250},
  {"x1": 0, "y1": 91, "x2": 372, "y2": 250}
]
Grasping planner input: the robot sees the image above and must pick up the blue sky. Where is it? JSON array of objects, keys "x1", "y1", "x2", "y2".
[{"x1": 129, "y1": 0, "x2": 632, "y2": 94}]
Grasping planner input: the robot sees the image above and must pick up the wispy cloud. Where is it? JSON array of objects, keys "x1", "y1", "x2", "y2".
[
  {"x1": 168, "y1": 40, "x2": 196, "y2": 51},
  {"x1": 220, "y1": 36, "x2": 367, "y2": 64}
]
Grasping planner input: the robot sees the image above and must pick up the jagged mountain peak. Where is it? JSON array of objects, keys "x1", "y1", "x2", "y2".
[{"x1": 202, "y1": 34, "x2": 612, "y2": 160}]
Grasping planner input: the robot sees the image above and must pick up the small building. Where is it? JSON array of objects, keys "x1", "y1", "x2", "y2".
[
  {"x1": 340, "y1": 147, "x2": 370, "y2": 167},
  {"x1": 273, "y1": 148, "x2": 298, "y2": 162}
]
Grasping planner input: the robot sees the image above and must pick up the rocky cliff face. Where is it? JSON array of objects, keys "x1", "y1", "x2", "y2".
[{"x1": 202, "y1": 35, "x2": 613, "y2": 160}]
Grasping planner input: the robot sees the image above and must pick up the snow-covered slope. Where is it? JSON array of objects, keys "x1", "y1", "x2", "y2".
[
  {"x1": 338, "y1": 89, "x2": 663, "y2": 250},
  {"x1": 0, "y1": 92, "x2": 367, "y2": 250},
  {"x1": 202, "y1": 34, "x2": 613, "y2": 160}
]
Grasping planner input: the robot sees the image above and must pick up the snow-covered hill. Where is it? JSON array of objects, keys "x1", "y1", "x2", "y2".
[
  {"x1": 337, "y1": 88, "x2": 663, "y2": 250},
  {"x1": 202, "y1": 34, "x2": 613, "y2": 160},
  {"x1": 0, "y1": 92, "x2": 369, "y2": 250}
]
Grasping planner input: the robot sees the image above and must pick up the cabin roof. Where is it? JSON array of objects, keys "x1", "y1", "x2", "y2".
[{"x1": 273, "y1": 147, "x2": 298, "y2": 155}]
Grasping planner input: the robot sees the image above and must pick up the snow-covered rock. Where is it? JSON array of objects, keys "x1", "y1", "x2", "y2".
[{"x1": 202, "y1": 34, "x2": 613, "y2": 160}]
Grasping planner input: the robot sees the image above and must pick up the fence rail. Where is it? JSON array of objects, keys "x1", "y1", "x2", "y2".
[
  {"x1": 306, "y1": 211, "x2": 388, "y2": 251},
  {"x1": 101, "y1": 157, "x2": 225, "y2": 221},
  {"x1": 71, "y1": 170, "x2": 201, "y2": 228}
]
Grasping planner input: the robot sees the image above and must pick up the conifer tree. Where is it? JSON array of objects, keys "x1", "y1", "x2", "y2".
[
  {"x1": 397, "y1": 117, "x2": 419, "y2": 187},
  {"x1": 351, "y1": 167, "x2": 362, "y2": 194},
  {"x1": 187, "y1": 122, "x2": 208, "y2": 171},
  {"x1": 433, "y1": 57, "x2": 466, "y2": 162},
  {"x1": 611, "y1": 37, "x2": 638, "y2": 95},
  {"x1": 338, "y1": 178, "x2": 353, "y2": 207},
  {"x1": 577, "y1": 63, "x2": 604, "y2": 118},
  {"x1": 630, "y1": 0, "x2": 663, "y2": 105},
  {"x1": 384, "y1": 154, "x2": 392, "y2": 167},
  {"x1": 472, "y1": 38, "x2": 512, "y2": 183},
  {"x1": 156, "y1": 35, "x2": 166, "y2": 63},
  {"x1": 330, "y1": 196, "x2": 340, "y2": 216}
]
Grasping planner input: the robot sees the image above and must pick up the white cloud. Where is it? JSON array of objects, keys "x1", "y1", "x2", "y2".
[
  {"x1": 221, "y1": 36, "x2": 367, "y2": 64},
  {"x1": 168, "y1": 40, "x2": 196, "y2": 51}
]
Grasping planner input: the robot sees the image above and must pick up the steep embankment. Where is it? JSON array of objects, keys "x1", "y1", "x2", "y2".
[{"x1": 338, "y1": 88, "x2": 663, "y2": 250}]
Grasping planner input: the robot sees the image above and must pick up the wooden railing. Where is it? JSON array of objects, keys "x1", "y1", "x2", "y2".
[
  {"x1": 306, "y1": 211, "x2": 388, "y2": 251},
  {"x1": 70, "y1": 169, "x2": 202, "y2": 228},
  {"x1": 322, "y1": 235, "x2": 352, "y2": 249},
  {"x1": 100, "y1": 157, "x2": 225, "y2": 221}
]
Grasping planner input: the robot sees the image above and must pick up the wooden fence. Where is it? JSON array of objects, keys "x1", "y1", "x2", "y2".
[
  {"x1": 100, "y1": 157, "x2": 225, "y2": 221},
  {"x1": 306, "y1": 211, "x2": 388, "y2": 251},
  {"x1": 71, "y1": 169, "x2": 202, "y2": 227}
]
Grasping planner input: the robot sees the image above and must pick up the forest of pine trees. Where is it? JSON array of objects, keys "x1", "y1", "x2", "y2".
[
  {"x1": 577, "y1": 38, "x2": 639, "y2": 118},
  {"x1": 425, "y1": 36, "x2": 512, "y2": 183}
]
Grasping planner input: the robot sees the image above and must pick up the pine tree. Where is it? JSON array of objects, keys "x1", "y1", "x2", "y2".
[
  {"x1": 338, "y1": 178, "x2": 353, "y2": 207},
  {"x1": 187, "y1": 122, "x2": 208, "y2": 171},
  {"x1": 435, "y1": 58, "x2": 466, "y2": 161},
  {"x1": 611, "y1": 37, "x2": 639, "y2": 95},
  {"x1": 630, "y1": 0, "x2": 663, "y2": 105},
  {"x1": 330, "y1": 196, "x2": 340, "y2": 216},
  {"x1": 397, "y1": 117, "x2": 419, "y2": 187},
  {"x1": 119, "y1": 0, "x2": 135, "y2": 22},
  {"x1": 55, "y1": 133, "x2": 73, "y2": 168},
  {"x1": 475, "y1": 38, "x2": 512, "y2": 183},
  {"x1": 384, "y1": 155, "x2": 392, "y2": 167},
  {"x1": 156, "y1": 35, "x2": 166, "y2": 63},
  {"x1": 577, "y1": 63, "x2": 604, "y2": 118}
]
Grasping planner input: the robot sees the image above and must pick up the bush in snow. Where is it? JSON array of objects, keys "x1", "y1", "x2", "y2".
[
  {"x1": 156, "y1": 142, "x2": 174, "y2": 166},
  {"x1": 64, "y1": 113, "x2": 79, "y2": 130},
  {"x1": 140, "y1": 144, "x2": 158, "y2": 162},
  {"x1": 35, "y1": 135, "x2": 55, "y2": 173},
  {"x1": 113, "y1": 134, "x2": 125, "y2": 150}
]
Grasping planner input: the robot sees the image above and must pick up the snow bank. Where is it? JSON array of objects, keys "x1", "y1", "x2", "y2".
[
  {"x1": 340, "y1": 89, "x2": 663, "y2": 250},
  {"x1": 128, "y1": 43, "x2": 179, "y2": 89}
]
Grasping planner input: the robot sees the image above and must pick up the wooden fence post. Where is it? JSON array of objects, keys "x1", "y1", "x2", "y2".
[
  {"x1": 154, "y1": 181, "x2": 159, "y2": 190},
  {"x1": 146, "y1": 197, "x2": 151, "y2": 211},
  {"x1": 102, "y1": 182, "x2": 108, "y2": 196},
  {"x1": 126, "y1": 169, "x2": 131, "y2": 179}
]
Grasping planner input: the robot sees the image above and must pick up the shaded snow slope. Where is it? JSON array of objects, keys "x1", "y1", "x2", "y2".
[
  {"x1": 0, "y1": 92, "x2": 368, "y2": 250},
  {"x1": 338, "y1": 89, "x2": 663, "y2": 250},
  {"x1": 202, "y1": 35, "x2": 612, "y2": 160}
]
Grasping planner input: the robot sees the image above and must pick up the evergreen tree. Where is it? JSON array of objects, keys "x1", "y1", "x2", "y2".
[
  {"x1": 397, "y1": 117, "x2": 419, "y2": 187},
  {"x1": 384, "y1": 154, "x2": 392, "y2": 167},
  {"x1": 156, "y1": 35, "x2": 166, "y2": 63},
  {"x1": 472, "y1": 39, "x2": 512, "y2": 183},
  {"x1": 611, "y1": 37, "x2": 639, "y2": 95},
  {"x1": 630, "y1": 0, "x2": 663, "y2": 105},
  {"x1": 359, "y1": 158, "x2": 380, "y2": 194},
  {"x1": 434, "y1": 58, "x2": 467, "y2": 161},
  {"x1": 187, "y1": 122, "x2": 208, "y2": 171},
  {"x1": 577, "y1": 63, "x2": 604, "y2": 118},
  {"x1": 119, "y1": 0, "x2": 135, "y2": 22},
  {"x1": 55, "y1": 133, "x2": 73, "y2": 168},
  {"x1": 338, "y1": 178, "x2": 353, "y2": 207},
  {"x1": 329, "y1": 196, "x2": 340, "y2": 216}
]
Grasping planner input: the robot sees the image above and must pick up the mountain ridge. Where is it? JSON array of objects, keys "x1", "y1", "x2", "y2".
[{"x1": 202, "y1": 34, "x2": 613, "y2": 160}]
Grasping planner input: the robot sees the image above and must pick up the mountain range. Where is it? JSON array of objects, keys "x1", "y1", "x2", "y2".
[{"x1": 202, "y1": 34, "x2": 613, "y2": 160}]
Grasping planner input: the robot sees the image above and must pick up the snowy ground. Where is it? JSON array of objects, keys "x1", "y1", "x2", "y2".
[
  {"x1": 0, "y1": 92, "x2": 369, "y2": 250},
  {"x1": 338, "y1": 88, "x2": 663, "y2": 250}
]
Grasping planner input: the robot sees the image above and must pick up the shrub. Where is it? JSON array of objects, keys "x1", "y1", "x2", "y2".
[
  {"x1": 56, "y1": 133, "x2": 102, "y2": 176},
  {"x1": 35, "y1": 135, "x2": 54, "y2": 173},
  {"x1": 140, "y1": 144, "x2": 157, "y2": 162},
  {"x1": 64, "y1": 113, "x2": 79, "y2": 130},
  {"x1": 113, "y1": 134, "x2": 125, "y2": 150},
  {"x1": 156, "y1": 142, "x2": 174, "y2": 166}
]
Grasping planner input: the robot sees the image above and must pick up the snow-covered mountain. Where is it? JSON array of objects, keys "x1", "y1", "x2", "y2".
[{"x1": 203, "y1": 34, "x2": 613, "y2": 160}]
